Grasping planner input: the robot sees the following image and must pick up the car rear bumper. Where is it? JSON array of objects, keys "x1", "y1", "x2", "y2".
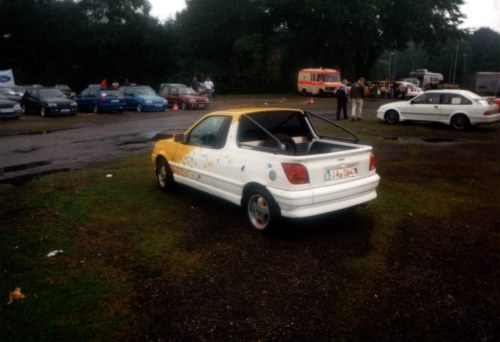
[
  {"x1": 470, "y1": 113, "x2": 500, "y2": 125},
  {"x1": 269, "y1": 173, "x2": 381, "y2": 218}
]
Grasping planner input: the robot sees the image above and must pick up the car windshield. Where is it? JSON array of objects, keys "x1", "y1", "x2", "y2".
[
  {"x1": 179, "y1": 87, "x2": 197, "y2": 95},
  {"x1": 100, "y1": 90, "x2": 121, "y2": 97},
  {"x1": 324, "y1": 74, "x2": 340, "y2": 82},
  {"x1": 135, "y1": 87, "x2": 156, "y2": 96},
  {"x1": 39, "y1": 89, "x2": 66, "y2": 99}
]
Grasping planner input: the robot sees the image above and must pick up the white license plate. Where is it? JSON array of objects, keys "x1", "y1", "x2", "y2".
[
  {"x1": 111, "y1": 99, "x2": 119, "y2": 103},
  {"x1": 0, "y1": 108, "x2": 13, "y2": 113},
  {"x1": 324, "y1": 167, "x2": 357, "y2": 181},
  {"x1": 155, "y1": 104, "x2": 162, "y2": 108},
  {"x1": 61, "y1": 109, "x2": 70, "y2": 113}
]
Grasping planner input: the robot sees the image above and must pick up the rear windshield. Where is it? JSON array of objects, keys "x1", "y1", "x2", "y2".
[{"x1": 100, "y1": 90, "x2": 121, "y2": 97}]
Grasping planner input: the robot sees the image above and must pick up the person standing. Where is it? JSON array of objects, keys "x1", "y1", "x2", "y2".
[
  {"x1": 204, "y1": 77, "x2": 214, "y2": 102},
  {"x1": 336, "y1": 84, "x2": 348, "y2": 120},
  {"x1": 350, "y1": 77, "x2": 365, "y2": 121},
  {"x1": 191, "y1": 76, "x2": 199, "y2": 93}
]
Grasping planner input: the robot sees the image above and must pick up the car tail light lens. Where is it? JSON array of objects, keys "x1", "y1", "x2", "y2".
[
  {"x1": 99, "y1": 98, "x2": 106, "y2": 103},
  {"x1": 369, "y1": 152, "x2": 376, "y2": 171},
  {"x1": 282, "y1": 163, "x2": 309, "y2": 184}
]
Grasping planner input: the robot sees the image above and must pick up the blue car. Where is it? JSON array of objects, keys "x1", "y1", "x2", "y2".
[
  {"x1": 119, "y1": 85, "x2": 167, "y2": 112},
  {"x1": 76, "y1": 88, "x2": 127, "y2": 114}
]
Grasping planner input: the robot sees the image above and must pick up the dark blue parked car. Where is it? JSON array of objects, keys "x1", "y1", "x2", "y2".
[
  {"x1": 119, "y1": 85, "x2": 167, "y2": 112},
  {"x1": 76, "y1": 88, "x2": 127, "y2": 114}
]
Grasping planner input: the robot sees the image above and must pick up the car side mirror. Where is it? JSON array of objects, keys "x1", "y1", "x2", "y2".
[{"x1": 174, "y1": 133, "x2": 185, "y2": 143}]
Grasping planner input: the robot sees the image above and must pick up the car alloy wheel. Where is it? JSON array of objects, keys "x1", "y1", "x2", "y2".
[
  {"x1": 451, "y1": 114, "x2": 469, "y2": 130},
  {"x1": 93, "y1": 105, "x2": 99, "y2": 114},
  {"x1": 244, "y1": 187, "x2": 280, "y2": 233},
  {"x1": 385, "y1": 110, "x2": 399, "y2": 124},
  {"x1": 156, "y1": 157, "x2": 175, "y2": 191},
  {"x1": 136, "y1": 104, "x2": 143, "y2": 112},
  {"x1": 40, "y1": 107, "x2": 46, "y2": 117},
  {"x1": 181, "y1": 102, "x2": 188, "y2": 110}
]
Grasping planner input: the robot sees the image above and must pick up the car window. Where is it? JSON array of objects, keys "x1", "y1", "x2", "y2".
[
  {"x1": 441, "y1": 94, "x2": 472, "y2": 105},
  {"x1": 124, "y1": 88, "x2": 135, "y2": 96},
  {"x1": 81, "y1": 89, "x2": 90, "y2": 96},
  {"x1": 187, "y1": 116, "x2": 231, "y2": 149},
  {"x1": 413, "y1": 93, "x2": 440, "y2": 104},
  {"x1": 169, "y1": 88, "x2": 179, "y2": 96}
]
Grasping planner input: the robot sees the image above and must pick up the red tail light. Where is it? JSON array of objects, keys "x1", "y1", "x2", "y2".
[
  {"x1": 282, "y1": 163, "x2": 309, "y2": 184},
  {"x1": 99, "y1": 98, "x2": 106, "y2": 103},
  {"x1": 369, "y1": 152, "x2": 376, "y2": 171}
]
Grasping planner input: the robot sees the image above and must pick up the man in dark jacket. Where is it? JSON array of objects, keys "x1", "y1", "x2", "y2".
[
  {"x1": 350, "y1": 77, "x2": 365, "y2": 121},
  {"x1": 336, "y1": 84, "x2": 348, "y2": 120}
]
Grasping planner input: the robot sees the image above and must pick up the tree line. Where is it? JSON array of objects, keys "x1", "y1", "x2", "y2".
[{"x1": 1, "y1": 0, "x2": 499, "y2": 93}]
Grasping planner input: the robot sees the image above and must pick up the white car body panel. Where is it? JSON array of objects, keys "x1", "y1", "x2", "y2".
[
  {"x1": 152, "y1": 108, "x2": 380, "y2": 220},
  {"x1": 377, "y1": 89, "x2": 500, "y2": 126}
]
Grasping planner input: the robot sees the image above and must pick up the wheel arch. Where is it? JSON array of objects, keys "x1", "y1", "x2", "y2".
[{"x1": 449, "y1": 112, "x2": 471, "y2": 125}]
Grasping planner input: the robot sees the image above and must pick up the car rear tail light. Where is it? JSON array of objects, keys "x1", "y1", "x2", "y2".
[
  {"x1": 99, "y1": 98, "x2": 106, "y2": 103},
  {"x1": 484, "y1": 110, "x2": 496, "y2": 116},
  {"x1": 369, "y1": 152, "x2": 376, "y2": 171},
  {"x1": 282, "y1": 163, "x2": 309, "y2": 184}
]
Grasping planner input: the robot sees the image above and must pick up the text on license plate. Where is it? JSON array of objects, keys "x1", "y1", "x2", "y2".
[
  {"x1": 324, "y1": 167, "x2": 357, "y2": 181},
  {"x1": 61, "y1": 109, "x2": 70, "y2": 113}
]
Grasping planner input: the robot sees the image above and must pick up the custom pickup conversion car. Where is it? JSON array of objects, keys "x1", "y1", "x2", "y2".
[{"x1": 151, "y1": 108, "x2": 380, "y2": 232}]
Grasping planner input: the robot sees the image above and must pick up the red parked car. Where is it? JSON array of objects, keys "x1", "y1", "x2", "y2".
[{"x1": 159, "y1": 83, "x2": 210, "y2": 110}]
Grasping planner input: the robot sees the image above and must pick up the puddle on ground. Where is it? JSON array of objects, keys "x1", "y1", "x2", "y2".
[
  {"x1": 0, "y1": 168, "x2": 72, "y2": 186},
  {"x1": 422, "y1": 137, "x2": 455, "y2": 143},
  {"x1": 0, "y1": 161, "x2": 51, "y2": 174},
  {"x1": 14, "y1": 146, "x2": 40, "y2": 154},
  {"x1": 383, "y1": 137, "x2": 457, "y2": 144},
  {"x1": 118, "y1": 131, "x2": 173, "y2": 146}
]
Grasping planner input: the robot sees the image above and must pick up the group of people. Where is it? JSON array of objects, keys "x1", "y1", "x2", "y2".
[
  {"x1": 335, "y1": 77, "x2": 366, "y2": 121},
  {"x1": 191, "y1": 76, "x2": 215, "y2": 102}
]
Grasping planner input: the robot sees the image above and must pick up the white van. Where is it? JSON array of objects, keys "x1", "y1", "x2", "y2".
[{"x1": 297, "y1": 68, "x2": 341, "y2": 96}]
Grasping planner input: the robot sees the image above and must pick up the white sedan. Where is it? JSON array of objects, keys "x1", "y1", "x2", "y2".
[{"x1": 377, "y1": 89, "x2": 500, "y2": 130}]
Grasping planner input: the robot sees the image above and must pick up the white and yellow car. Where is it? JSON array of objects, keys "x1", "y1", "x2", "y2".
[{"x1": 152, "y1": 108, "x2": 380, "y2": 232}]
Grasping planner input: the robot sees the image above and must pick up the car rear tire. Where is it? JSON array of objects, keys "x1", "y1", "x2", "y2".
[
  {"x1": 385, "y1": 110, "x2": 399, "y2": 124},
  {"x1": 181, "y1": 102, "x2": 188, "y2": 110},
  {"x1": 93, "y1": 105, "x2": 99, "y2": 114},
  {"x1": 243, "y1": 186, "x2": 281, "y2": 233},
  {"x1": 136, "y1": 104, "x2": 143, "y2": 112},
  {"x1": 451, "y1": 114, "x2": 469, "y2": 130},
  {"x1": 156, "y1": 157, "x2": 175, "y2": 191},
  {"x1": 21, "y1": 104, "x2": 28, "y2": 114},
  {"x1": 40, "y1": 107, "x2": 46, "y2": 117}
]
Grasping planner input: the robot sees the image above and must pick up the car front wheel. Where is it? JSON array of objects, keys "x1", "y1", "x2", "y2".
[
  {"x1": 451, "y1": 114, "x2": 469, "y2": 130},
  {"x1": 156, "y1": 157, "x2": 175, "y2": 191},
  {"x1": 40, "y1": 107, "x2": 46, "y2": 117},
  {"x1": 385, "y1": 110, "x2": 399, "y2": 124},
  {"x1": 136, "y1": 104, "x2": 143, "y2": 112},
  {"x1": 244, "y1": 187, "x2": 281, "y2": 233},
  {"x1": 93, "y1": 105, "x2": 99, "y2": 114},
  {"x1": 181, "y1": 102, "x2": 188, "y2": 110}
]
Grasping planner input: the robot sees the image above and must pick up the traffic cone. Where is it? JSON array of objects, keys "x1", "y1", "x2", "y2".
[{"x1": 173, "y1": 102, "x2": 179, "y2": 111}]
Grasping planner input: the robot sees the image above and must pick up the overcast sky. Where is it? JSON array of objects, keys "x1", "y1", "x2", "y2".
[{"x1": 149, "y1": 0, "x2": 500, "y2": 33}]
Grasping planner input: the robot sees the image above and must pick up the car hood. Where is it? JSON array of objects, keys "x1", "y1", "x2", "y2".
[
  {"x1": 135, "y1": 95, "x2": 165, "y2": 102},
  {"x1": 379, "y1": 101, "x2": 408, "y2": 110},
  {"x1": 43, "y1": 97, "x2": 75, "y2": 104},
  {"x1": 0, "y1": 99, "x2": 18, "y2": 107}
]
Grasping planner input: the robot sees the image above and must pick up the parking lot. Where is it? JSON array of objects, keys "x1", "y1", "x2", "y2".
[{"x1": 1, "y1": 95, "x2": 499, "y2": 340}]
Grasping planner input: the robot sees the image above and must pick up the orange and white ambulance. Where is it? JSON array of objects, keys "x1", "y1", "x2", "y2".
[{"x1": 297, "y1": 68, "x2": 341, "y2": 96}]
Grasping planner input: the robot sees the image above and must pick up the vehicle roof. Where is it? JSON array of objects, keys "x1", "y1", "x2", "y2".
[
  {"x1": 204, "y1": 107, "x2": 304, "y2": 120},
  {"x1": 299, "y1": 68, "x2": 339, "y2": 74},
  {"x1": 161, "y1": 83, "x2": 187, "y2": 87},
  {"x1": 424, "y1": 89, "x2": 478, "y2": 95}
]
